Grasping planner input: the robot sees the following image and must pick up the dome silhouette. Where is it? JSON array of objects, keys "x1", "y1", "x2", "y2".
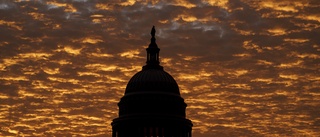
[
  {"x1": 112, "y1": 26, "x2": 192, "y2": 137},
  {"x1": 125, "y1": 69, "x2": 180, "y2": 95}
]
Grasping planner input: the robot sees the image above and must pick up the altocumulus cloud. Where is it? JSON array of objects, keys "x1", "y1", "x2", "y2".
[{"x1": 0, "y1": 0, "x2": 319, "y2": 136}]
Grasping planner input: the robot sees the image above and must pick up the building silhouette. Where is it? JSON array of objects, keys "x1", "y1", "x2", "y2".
[{"x1": 111, "y1": 26, "x2": 193, "y2": 137}]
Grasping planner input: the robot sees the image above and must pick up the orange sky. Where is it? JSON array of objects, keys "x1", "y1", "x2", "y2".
[{"x1": 0, "y1": 0, "x2": 319, "y2": 136}]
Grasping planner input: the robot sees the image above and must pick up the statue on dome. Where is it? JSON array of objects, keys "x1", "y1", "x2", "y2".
[{"x1": 151, "y1": 26, "x2": 156, "y2": 37}]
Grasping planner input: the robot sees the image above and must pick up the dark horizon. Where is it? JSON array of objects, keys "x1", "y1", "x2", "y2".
[{"x1": 0, "y1": 0, "x2": 319, "y2": 136}]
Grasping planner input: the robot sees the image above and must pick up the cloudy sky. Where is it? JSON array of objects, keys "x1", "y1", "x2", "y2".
[{"x1": 0, "y1": 0, "x2": 319, "y2": 136}]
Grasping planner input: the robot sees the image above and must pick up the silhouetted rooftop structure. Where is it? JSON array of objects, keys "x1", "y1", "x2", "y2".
[{"x1": 111, "y1": 26, "x2": 193, "y2": 137}]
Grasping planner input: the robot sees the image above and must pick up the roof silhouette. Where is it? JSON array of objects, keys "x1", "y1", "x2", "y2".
[{"x1": 112, "y1": 26, "x2": 192, "y2": 137}]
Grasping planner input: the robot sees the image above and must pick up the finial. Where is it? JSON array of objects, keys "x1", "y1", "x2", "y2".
[
  {"x1": 151, "y1": 26, "x2": 156, "y2": 38},
  {"x1": 150, "y1": 26, "x2": 157, "y2": 45},
  {"x1": 143, "y1": 26, "x2": 162, "y2": 70}
]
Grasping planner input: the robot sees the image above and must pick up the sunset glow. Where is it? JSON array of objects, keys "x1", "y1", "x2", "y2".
[{"x1": 0, "y1": 0, "x2": 319, "y2": 136}]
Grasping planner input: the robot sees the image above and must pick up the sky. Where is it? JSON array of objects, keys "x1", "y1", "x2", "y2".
[{"x1": 0, "y1": 0, "x2": 319, "y2": 136}]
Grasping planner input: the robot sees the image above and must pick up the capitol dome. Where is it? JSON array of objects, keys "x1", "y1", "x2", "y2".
[
  {"x1": 124, "y1": 26, "x2": 180, "y2": 96},
  {"x1": 125, "y1": 69, "x2": 180, "y2": 95},
  {"x1": 111, "y1": 26, "x2": 192, "y2": 137}
]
